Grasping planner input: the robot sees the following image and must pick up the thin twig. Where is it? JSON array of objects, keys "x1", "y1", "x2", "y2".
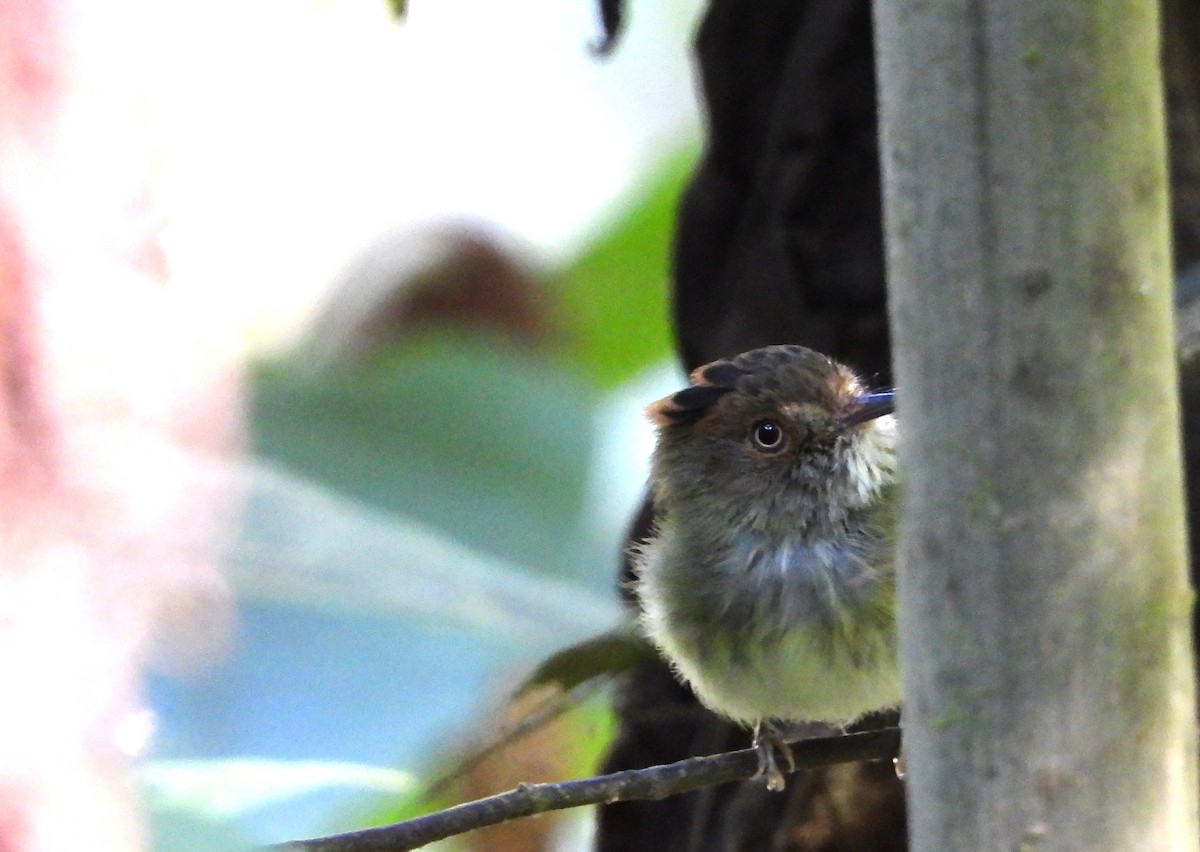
[
  {"x1": 422, "y1": 679, "x2": 608, "y2": 800},
  {"x1": 274, "y1": 727, "x2": 901, "y2": 852}
]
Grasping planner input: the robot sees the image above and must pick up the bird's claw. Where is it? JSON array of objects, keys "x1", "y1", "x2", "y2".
[{"x1": 752, "y1": 721, "x2": 795, "y2": 792}]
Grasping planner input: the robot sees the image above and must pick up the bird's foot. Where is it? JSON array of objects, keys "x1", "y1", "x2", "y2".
[{"x1": 751, "y1": 720, "x2": 795, "y2": 792}]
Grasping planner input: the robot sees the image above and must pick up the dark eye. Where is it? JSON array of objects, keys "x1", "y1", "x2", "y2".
[{"x1": 750, "y1": 419, "x2": 786, "y2": 452}]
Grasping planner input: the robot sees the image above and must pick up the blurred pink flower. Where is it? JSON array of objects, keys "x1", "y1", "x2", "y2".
[{"x1": 0, "y1": 2, "x2": 241, "y2": 848}]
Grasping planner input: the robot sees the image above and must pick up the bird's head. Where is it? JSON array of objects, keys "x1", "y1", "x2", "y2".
[{"x1": 646, "y1": 345, "x2": 896, "y2": 536}]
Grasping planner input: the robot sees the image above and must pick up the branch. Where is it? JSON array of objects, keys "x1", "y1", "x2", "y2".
[
  {"x1": 274, "y1": 727, "x2": 901, "y2": 852},
  {"x1": 421, "y1": 682, "x2": 600, "y2": 800}
]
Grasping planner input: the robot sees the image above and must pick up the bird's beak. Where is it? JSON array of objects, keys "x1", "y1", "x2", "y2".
[{"x1": 841, "y1": 391, "x2": 895, "y2": 427}]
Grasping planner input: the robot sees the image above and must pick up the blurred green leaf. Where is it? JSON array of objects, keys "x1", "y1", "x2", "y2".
[
  {"x1": 141, "y1": 759, "x2": 416, "y2": 817},
  {"x1": 356, "y1": 689, "x2": 617, "y2": 833},
  {"x1": 387, "y1": 0, "x2": 407, "y2": 19},
  {"x1": 228, "y1": 459, "x2": 621, "y2": 642},
  {"x1": 565, "y1": 687, "x2": 619, "y2": 775},
  {"x1": 516, "y1": 627, "x2": 653, "y2": 696},
  {"x1": 554, "y1": 148, "x2": 697, "y2": 388},
  {"x1": 147, "y1": 808, "x2": 253, "y2": 852},
  {"x1": 250, "y1": 334, "x2": 600, "y2": 580}
]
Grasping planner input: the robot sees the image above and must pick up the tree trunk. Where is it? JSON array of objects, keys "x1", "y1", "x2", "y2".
[{"x1": 874, "y1": 2, "x2": 1199, "y2": 849}]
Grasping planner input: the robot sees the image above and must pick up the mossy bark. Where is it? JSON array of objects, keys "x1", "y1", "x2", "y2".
[{"x1": 874, "y1": 1, "x2": 1199, "y2": 849}]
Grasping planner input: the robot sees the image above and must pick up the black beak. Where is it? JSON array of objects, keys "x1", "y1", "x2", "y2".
[{"x1": 841, "y1": 391, "x2": 895, "y2": 427}]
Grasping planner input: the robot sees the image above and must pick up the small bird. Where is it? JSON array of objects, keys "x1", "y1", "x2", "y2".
[{"x1": 633, "y1": 344, "x2": 900, "y2": 790}]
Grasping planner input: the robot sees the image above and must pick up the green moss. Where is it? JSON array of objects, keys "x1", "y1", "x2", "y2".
[
  {"x1": 968, "y1": 477, "x2": 999, "y2": 520},
  {"x1": 929, "y1": 703, "x2": 974, "y2": 730}
]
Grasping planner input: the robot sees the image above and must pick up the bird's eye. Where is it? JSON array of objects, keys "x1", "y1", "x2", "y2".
[{"x1": 750, "y1": 419, "x2": 786, "y2": 452}]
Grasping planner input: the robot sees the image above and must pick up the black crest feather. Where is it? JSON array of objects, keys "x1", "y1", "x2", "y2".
[
  {"x1": 696, "y1": 360, "x2": 747, "y2": 388},
  {"x1": 647, "y1": 358, "x2": 747, "y2": 426},
  {"x1": 661, "y1": 384, "x2": 736, "y2": 424}
]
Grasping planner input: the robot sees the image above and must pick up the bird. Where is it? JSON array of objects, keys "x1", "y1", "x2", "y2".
[{"x1": 632, "y1": 344, "x2": 899, "y2": 790}]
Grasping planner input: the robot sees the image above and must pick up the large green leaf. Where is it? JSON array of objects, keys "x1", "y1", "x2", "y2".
[
  {"x1": 250, "y1": 334, "x2": 601, "y2": 580},
  {"x1": 553, "y1": 148, "x2": 696, "y2": 388}
]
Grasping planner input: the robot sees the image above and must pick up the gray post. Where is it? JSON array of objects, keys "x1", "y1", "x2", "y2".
[{"x1": 872, "y1": 1, "x2": 1200, "y2": 849}]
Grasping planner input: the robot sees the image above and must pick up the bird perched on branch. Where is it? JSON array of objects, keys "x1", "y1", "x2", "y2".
[{"x1": 633, "y1": 344, "x2": 899, "y2": 790}]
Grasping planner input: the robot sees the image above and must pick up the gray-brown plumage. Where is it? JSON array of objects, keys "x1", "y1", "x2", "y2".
[{"x1": 634, "y1": 345, "x2": 899, "y2": 786}]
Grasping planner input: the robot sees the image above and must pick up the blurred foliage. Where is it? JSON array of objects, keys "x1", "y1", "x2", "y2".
[
  {"x1": 552, "y1": 147, "x2": 695, "y2": 389},
  {"x1": 518, "y1": 628, "x2": 653, "y2": 696},
  {"x1": 251, "y1": 334, "x2": 598, "y2": 580},
  {"x1": 360, "y1": 689, "x2": 617, "y2": 835},
  {"x1": 210, "y1": 146, "x2": 695, "y2": 846},
  {"x1": 147, "y1": 760, "x2": 404, "y2": 816}
]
